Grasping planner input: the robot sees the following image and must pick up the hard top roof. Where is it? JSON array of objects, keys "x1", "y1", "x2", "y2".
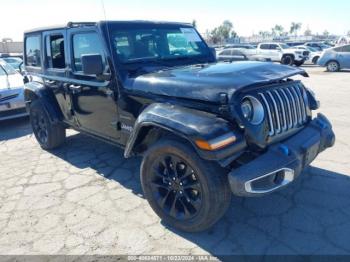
[{"x1": 24, "y1": 20, "x2": 192, "y2": 34}]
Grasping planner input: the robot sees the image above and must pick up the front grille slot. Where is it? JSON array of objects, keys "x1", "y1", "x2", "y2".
[{"x1": 259, "y1": 83, "x2": 308, "y2": 137}]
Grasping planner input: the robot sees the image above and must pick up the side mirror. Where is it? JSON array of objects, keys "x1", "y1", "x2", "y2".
[
  {"x1": 276, "y1": 47, "x2": 282, "y2": 51},
  {"x1": 81, "y1": 54, "x2": 103, "y2": 75}
]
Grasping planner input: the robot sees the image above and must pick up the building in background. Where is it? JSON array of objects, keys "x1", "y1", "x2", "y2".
[{"x1": 0, "y1": 38, "x2": 23, "y2": 57}]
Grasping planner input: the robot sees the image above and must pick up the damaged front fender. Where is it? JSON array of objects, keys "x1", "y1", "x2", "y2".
[{"x1": 124, "y1": 103, "x2": 246, "y2": 162}]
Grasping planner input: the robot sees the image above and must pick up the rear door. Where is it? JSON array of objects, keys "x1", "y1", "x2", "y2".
[
  {"x1": 257, "y1": 44, "x2": 270, "y2": 59},
  {"x1": 337, "y1": 45, "x2": 350, "y2": 68},
  {"x1": 66, "y1": 28, "x2": 120, "y2": 141},
  {"x1": 42, "y1": 30, "x2": 72, "y2": 122}
]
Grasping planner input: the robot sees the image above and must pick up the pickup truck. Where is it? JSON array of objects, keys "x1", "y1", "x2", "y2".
[{"x1": 249, "y1": 43, "x2": 310, "y2": 66}]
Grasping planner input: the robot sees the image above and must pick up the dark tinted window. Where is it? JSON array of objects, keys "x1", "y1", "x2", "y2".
[
  {"x1": 73, "y1": 32, "x2": 105, "y2": 72},
  {"x1": 260, "y1": 44, "x2": 269, "y2": 50},
  {"x1": 25, "y1": 35, "x2": 41, "y2": 67},
  {"x1": 46, "y1": 34, "x2": 65, "y2": 69},
  {"x1": 340, "y1": 45, "x2": 350, "y2": 52},
  {"x1": 333, "y1": 46, "x2": 343, "y2": 52},
  {"x1": 270, "y1": 44, "x2": 279, "y2": 50}
]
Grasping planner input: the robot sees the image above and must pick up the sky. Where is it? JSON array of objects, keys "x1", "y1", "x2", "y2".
[{"x1": 1, "y1": 0, "x2": 349, "y2": 41}]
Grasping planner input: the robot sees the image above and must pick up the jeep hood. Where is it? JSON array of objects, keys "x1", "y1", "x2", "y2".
[{"x1": 123, "y1": 61, "x2": 308, "y2": 103}]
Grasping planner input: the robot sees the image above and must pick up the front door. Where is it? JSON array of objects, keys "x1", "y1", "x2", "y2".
[
  {"x1": 338, "y1": 45, "x2": 350, "y2": 68},
  {"x1": 269, "y1": 44, "x2": 282, "y2": 61},
  {"x1": 66, "y1": 29, "x2": 120, "y2": 141}
]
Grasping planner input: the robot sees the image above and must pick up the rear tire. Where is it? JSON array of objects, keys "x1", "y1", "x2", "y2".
[
  {"x1": 326, "y1": 61, "x2": 340, "y2": 72},
  {"x1": 140, "y1": 138, "x2": 231, "y2": 232},
  {"x1": 29, "y1": 100, "x2": 66, "y2": 149},
  {"x1": 281, "y1": 55, "x2": 294, "y2": 66}
]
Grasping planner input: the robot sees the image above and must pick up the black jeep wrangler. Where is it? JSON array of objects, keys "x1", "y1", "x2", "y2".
[{"x1": 23, "y1": 21, "x2": 335, "y2": 232}]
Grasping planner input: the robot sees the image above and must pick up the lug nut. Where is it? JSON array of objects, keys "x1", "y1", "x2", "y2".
[
  {"x1": 172, "y1": 177, "x2": 176, "y2": 181},
  {"x1": 179, "y1": 191, "x2": 183, "y2": 194},
  {"x1": 179, "y1": 182, "x2": 183, "y2": 186},
  {"x1": 169, "y1": 182, "x2": 172, "y2": 186}
]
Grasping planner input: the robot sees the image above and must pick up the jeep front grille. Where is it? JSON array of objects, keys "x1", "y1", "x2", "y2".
[{"x1": 259, "y1": 83, "x2": 308, "y2": 136}]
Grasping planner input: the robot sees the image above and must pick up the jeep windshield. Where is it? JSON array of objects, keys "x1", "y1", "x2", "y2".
[{"x1": 109, "y1": 25, "x2": 213, "y2": 69}]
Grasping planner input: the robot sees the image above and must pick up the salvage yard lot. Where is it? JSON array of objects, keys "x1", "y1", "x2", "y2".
[{"x1": 0, "y1": 66, "x2": 349, "y2": 256}]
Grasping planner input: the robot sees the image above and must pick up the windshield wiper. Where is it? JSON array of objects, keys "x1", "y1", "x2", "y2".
[
  {"x1": 161, "y1": 55, "x2": 208, "y2": 65},
  {"x1": 123, "y1": 59, "x2": 172, "y2": 76}
]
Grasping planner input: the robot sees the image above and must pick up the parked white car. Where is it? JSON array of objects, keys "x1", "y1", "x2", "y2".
[
  {"x1": 0, "y1": 59, "x2": 27, "y2": 121},
  {"x1": 249, "y1": 43, "x2": 310, "y2": 66},
  {"x1": 295, "y1": 45, "x2": 322, "y2": 64}
]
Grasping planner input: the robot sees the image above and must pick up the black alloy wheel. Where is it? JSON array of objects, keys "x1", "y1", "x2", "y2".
[
  {"x1": 149, "y1": 154, "x2": 202, "y2": 220},
  {"x1": 31, "y1": 109, "x2": 49, "y2": 145}
]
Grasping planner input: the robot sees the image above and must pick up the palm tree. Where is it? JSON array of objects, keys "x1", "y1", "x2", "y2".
[
  {"x1": 273, "y1": 25, "x2": 284, "y2": 36},
  {"x1": 290, "y1": 22, "x2": 302, "y2": 37}
]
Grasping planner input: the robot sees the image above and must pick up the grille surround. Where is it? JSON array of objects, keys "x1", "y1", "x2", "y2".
[{"x1": 258, "y1": 82, "x2": 309, "y2": 137}]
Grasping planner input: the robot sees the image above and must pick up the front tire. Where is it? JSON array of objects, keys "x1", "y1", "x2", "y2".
[
  {"x1": 281, "y1": 55, "x2": 294, "y2": 66},
  {"x1": 29, "y1": 100, "x2": 66, "y2": 149},
  {"x1": 326, "y1": 61, "x2": 340, "y2": 72},
  {"x1": 141, "y1": 138, "x2": 231, "y2": 232}
]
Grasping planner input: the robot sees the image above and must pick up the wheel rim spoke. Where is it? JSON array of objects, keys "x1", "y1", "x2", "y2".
[
  {"x1": 151, "y1": 181, "x2": 170, "y2": 191},
  {"x1": 149, "y1": 153, "x2": 203, "y2": 221},
  {"x1": 169, "y1": 193, "x2": 178, "y2": 217},
  {"x1": 157, "y1": 190, "x2": 171, "y2": 209},
  {"x1": 183, "y1": 180, "x2": 200, "y2": 190}
]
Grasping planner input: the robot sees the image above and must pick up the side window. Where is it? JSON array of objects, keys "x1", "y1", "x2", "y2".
[
  {"x1": 72, "y1": 32, "x2": 105, "y2": 72},
  {"x1": 46, "y1": 34, "x2": 65, "y2": 69},
  {"x1": 219, "y1": 50, "x2": 231, "y2": 56},
  {"x1": 339, "y1": 45, "x2": 350, "y2": 52},
  {"x1": 270, "y1": 44, "x2": 278, "y2": 50},
  {"x1": 260, "y1": 44, "x2": 269, "y2": 50},
  {"x1": 333, "y1": 47, "x2": 343, "y2": 52},
  {"x1": 25, "y1": 35, "x2": 41, "y2": 67}
]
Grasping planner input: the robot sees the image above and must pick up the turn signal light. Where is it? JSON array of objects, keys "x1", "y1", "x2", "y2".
[{"x1": 195, "y1": 133, "x2": 236, "y2": 151}]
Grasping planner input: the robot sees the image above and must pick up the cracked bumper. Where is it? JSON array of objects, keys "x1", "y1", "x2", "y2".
[{"x1": 228, "y1": 113, "x2": 335, "y2": 197}]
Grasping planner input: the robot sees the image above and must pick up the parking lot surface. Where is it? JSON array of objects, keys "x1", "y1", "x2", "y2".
[{"x1": 0, "y1": 66, "x2": 349, "y2": 256}]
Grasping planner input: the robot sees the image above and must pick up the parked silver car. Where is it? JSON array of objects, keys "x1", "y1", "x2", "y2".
[
  {"x1": 318, "y1": 45, "x2": 350, "y2": 72},
  {"x1": 216, "y1": 48, "x2": 249, "y2": 62},
  {"x1": 0, "y1": 59, "x2": 27, "y2": 121}
]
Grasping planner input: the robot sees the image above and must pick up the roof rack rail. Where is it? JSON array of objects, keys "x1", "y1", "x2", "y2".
[{"x1": 67, "y1": 22, "x2": 96, "y2": 28}]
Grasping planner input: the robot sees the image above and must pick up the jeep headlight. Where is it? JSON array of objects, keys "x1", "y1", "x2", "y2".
[{"x1": 241, "y1": 96, "x2": 264, "y2": 125}]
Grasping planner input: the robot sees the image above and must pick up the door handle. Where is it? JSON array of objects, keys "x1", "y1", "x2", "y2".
[{"x1": 69, "y1": 84, "x2": 82, "y2": 94}]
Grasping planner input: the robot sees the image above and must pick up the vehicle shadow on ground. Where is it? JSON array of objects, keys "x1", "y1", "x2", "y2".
[
  {"x1": 0, "y1": 117, "x2": 32, "y2": 141},
  {"x1": 51, "y1": 132, "x2": 350, "y2": 256}
]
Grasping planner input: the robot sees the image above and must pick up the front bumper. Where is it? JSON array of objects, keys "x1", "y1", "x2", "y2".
[
  {"x1": 0, "y1": 88, "x2": 28, "y2": 121},
  {"x1": 228, "y1": 113, "x2": 335, "y2": 197}
]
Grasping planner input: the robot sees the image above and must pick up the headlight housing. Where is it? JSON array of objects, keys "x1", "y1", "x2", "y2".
[{"x1": 241, "y1": 96, "x2": 265, "y2": 125}]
